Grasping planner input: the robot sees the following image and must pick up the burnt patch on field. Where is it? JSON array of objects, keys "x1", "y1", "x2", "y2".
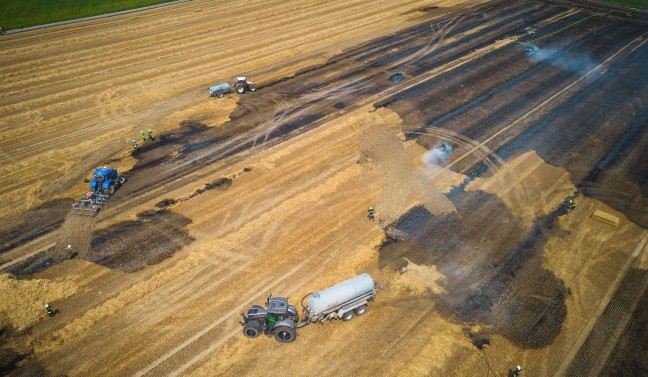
[
  {"x1": 0, "y1": 337, "x2": 47, "y2": 377},
  {"x1": 3, "y1": 210, "x2": 97, "y2": 277},
  {"x1": 2, "y1": 245, "x2": 62, "y2": 278},
  {"x1": 0, "y1": 350, "x2": 47, "y2": 377},
  {"x1": 87, "y1": 209, "x2": 194, "y2": 272},
  {"x1": 122, "y1": 109, "x2": 323, "y2": 199},
  {"x1": 156, "y1": 198, "x2": 177, "y2": 209},
  {"x1": 0, "y1": 347, "x2": 26, "y2": 375},
  {"x1": 201, "y1": 177, "x2": 232, "y2": 191},
  {"x1": 180, "y1": 177, "x2": 233, "y2": 202},
  {"x1": 465, "y1": 327, "x2": 490, "y2": 350},
  {"x1": 126, "y1": 121, "x2": 217, "y2": 172},
  {"x1": 379, "y1": 190, "x2": 568, "y2": 348},
  {"x1": 575, "y1": 103, "x2": 648, "y2": 227},
  {"x1": 580, "y1": 171, "x2": 647, "y2": 228},
  {"x1": 0, "y1": 325, "x2": 9, "y2": 341},
  {"x1": 0, "y1": 199, "x2": 73, "y2": 255},
  {"x1": 598, "y1": 269, "x2": 648, "y2": 376},
  {"x1": 418, "y1": 5, "x2": 439, "y2": 12},
  {"x1": 569, "y1": 268, "x2": 648, "y2": 376},
  {"x1": 492, "y1": 44, "x2": 648, "y2": 228},
  {"x1": 268, "y1": 113, "x2": 325, "y2": 140},
  {"x1": 112, "y1": 121, "x2": 240, "y2": 202}
]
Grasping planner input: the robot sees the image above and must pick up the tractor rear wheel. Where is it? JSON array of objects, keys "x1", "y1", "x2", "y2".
[
  {"x1": 342, "y1": 311, "x2": 355, "y2": 321},
  {"x1": 355, "y1": 305, "x2": 367, "y2": 316},
  {"x1": 236, "y1": 86, "x2": 245, "y2": 94},
  {"x1": 274, "y1": 326, "x2": 296, "y2": 343},
  {"x1": 108, "y1": 183, "x2": 116, "y2": 195},
  {"x1": 243, "y1": 320, "x2": 262, "y2": 339}
]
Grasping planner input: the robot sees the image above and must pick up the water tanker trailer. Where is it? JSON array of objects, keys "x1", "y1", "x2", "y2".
[
  {"x1": 240, "y1": 273, "x2": 376, "y2": 343},
  {"x1": 301, "y1": 273, "x2": 376, "y2": 322},
  {"x1": 208, "y1": 82, "x2": 232, "y2": 98}
]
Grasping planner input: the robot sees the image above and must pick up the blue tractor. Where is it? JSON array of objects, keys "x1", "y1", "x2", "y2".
[{"x1": 89, "y1": 167, "x2": 126, "y2": 196}]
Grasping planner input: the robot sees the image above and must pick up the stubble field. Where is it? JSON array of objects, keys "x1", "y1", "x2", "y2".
[{"x1": 0, "y1": 0, "x2": 647, "y2": 376}]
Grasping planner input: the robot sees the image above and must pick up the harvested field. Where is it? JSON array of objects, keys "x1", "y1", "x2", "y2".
[{"x1": 1, "y1": 0, "x2": 647, "y2": 376}]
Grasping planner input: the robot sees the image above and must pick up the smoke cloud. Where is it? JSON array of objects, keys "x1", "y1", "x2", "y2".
[
  {"x1": 525, "y1": 44, "x2": 597, "y2": 75},
  {"x1": 421, "y1": 143, "x2": 453, "y2": 165}
]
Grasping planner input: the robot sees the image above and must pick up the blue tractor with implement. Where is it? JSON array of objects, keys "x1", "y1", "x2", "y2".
[
  {"x1": 89, "y1": 167, "x2": 126, "y2": 195},
  {"x1": 72, "y1": 167, "x2": 126, "y2": 215}
]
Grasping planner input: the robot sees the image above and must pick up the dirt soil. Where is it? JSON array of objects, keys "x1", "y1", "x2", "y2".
[{"x1": 1, "y1": 0, "x2": 647, "y2": 376}]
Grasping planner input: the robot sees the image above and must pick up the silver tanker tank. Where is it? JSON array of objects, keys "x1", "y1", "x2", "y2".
[{"x1": 307, "y1": 273, "x2": 375, "y2": 316}]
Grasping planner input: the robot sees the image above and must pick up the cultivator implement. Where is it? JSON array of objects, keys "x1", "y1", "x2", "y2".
[{"x1": 71, "y1": 191, "x2": 110, "y2": 216}]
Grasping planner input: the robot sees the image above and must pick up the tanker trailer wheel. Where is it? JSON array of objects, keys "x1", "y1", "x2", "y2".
[
  {"x1": 274, "y1": 326, "x2": 296, "y2": 343},
  {"x1": 342, "y1": 311, "x2": 355, "y2": 321},
  {"x1": 355, "y1": 305, "x2": 367, "y2": 316},
  {"x1": 243, "y1": 320, "x2": 261, "y2": 338}
]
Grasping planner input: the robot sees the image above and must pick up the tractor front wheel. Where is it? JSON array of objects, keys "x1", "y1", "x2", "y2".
[
  {"x1": 274, "y1": 326, "x2": 296, "y2": 343},
  {"x1": 248, "y1": 84, "x2": 256, "y2": 92},
  {"x1": 118, "y1": 176, "x2": 126, "y2": 185}
]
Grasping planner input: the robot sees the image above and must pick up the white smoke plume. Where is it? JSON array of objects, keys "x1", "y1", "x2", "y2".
[
  {"x1": 421, "y1": 143, "x2": 453, "y2": 165},
  {"x1": 525, "y1": 44, "x2": 597, "y2": 75}
]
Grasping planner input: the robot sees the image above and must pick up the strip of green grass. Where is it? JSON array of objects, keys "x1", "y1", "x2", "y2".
[
  {"x1": 0, "y1": 0, "x2": 175, "y2": 30},
  {"x1": 600, "y1": 0, "x2": 648, "y2": 8}
]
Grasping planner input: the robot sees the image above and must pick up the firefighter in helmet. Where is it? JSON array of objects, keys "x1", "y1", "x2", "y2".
[
  {"x1": 131, "y1": 140, "x2": 139, "y2": 150},
  {"x1": 45, "y1": 304, "x2": 56, "y2": 318},
  {"x1": 368, "y1": 207, "x2": 375, "y2": 220},
  {"x1": 513, "y1": 365, "x2": 523, "y2": 377}
]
